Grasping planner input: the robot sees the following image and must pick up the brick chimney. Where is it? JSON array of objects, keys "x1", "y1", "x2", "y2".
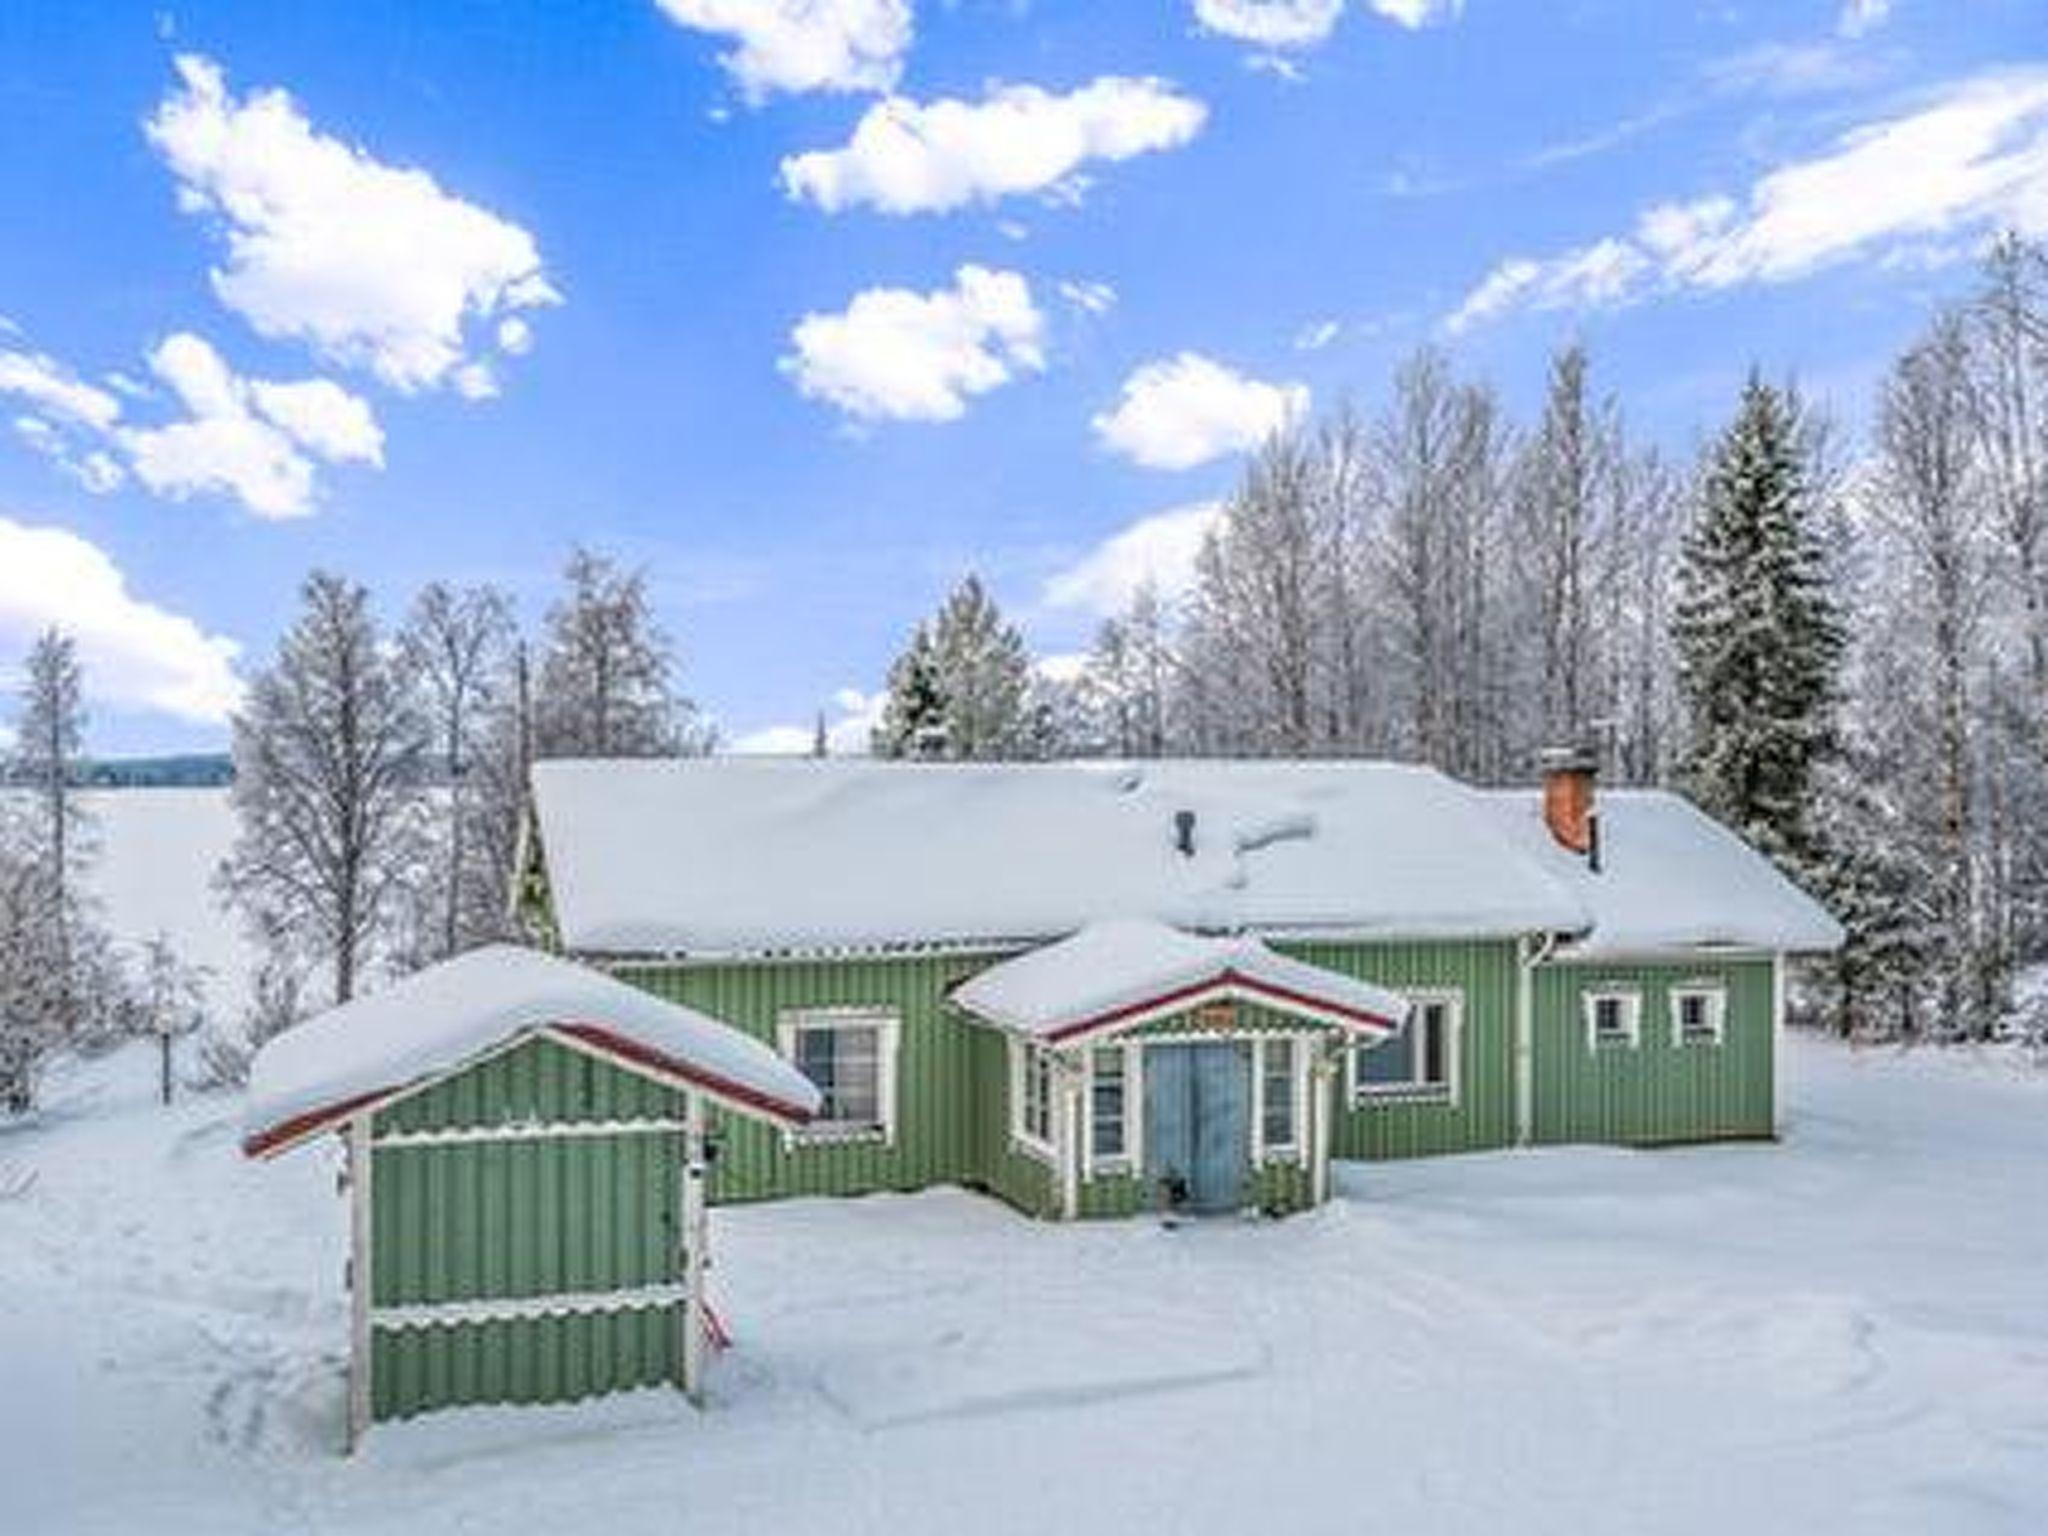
[{"x1": 1539, "y1": 745, "x2": 1600, "y2": 859}]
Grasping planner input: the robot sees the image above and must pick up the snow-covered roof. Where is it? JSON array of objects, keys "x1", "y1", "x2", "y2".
[
  {"x1": 531, "y1": 757, "x2": 1588, "y2": 954},
  {"x1": 243, "y1": 945, "x2": 821, "y2": 1157},
  {"x1": 950, "y1": 918, "x2": 1410, "y2": 1043},
  {"x1": 1480, "y1": 789, "x2": 1845, "y2": 958}
]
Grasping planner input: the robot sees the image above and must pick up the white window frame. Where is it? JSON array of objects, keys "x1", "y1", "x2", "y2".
[
  {"x1": 1669, "y1": 983, "x2": 1727, "y2": 1048},
  {"x1": 1010, "y1": 1038, "x2": 1058, "y2": 1162},
  {"x1": 1253, "y1": 1034, "x2": 1305, "y2": 1161},
  {"x1": 1350, "y1": 989, "x2": 1463, "y2": 1105},
  {"x1": 1583, "y1": 988, "x2": 1643, "y2": 1052},
  {"x1": 777, "y1": 1007, "x2": 900, "y2": 1145},
  {"x1": 1084, "y1": 1042, "x2": 1137, "y2": 1176}
]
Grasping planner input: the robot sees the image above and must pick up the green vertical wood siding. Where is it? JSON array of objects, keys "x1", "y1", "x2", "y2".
[
  {"x1": 367, "y1": 1036, "x2": 689, "y2": 1421},
  {"x1": 373, "y1": 1310, "x2": 676, "y2": 1421},
  {"x1": 1281, "y1": 938, "x2": 1522, "y2": 1161},
  {"x1": 1529, "y1": 958, "x2": 1774, "y2": 1145}
]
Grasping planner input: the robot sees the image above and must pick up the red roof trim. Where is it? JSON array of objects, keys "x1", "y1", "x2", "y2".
[
  {"x1": 549, "y1": 1023, "x2": 816, "y2": 1128},
  {"x1": 1041, "y1": 967, "x2": 1403, "y2": 1045},
  {"x1": 241, "y1": 1088, "x2": 389, "y2": 1160},
  {"x1": 241, "y1": 1019, "x2": 814, "y2": 1161}
]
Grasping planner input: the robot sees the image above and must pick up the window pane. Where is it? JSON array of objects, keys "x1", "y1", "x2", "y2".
[
  {"x1": 1262, "y1": 1039, "x2": 1295, "y2": 1146},
  {"x1": 1090, "y1": 1047, "x2": 1125, "y2": 1159},
  {"x1": 1420, "y1": 1003, "x2": 1448, "y2": 1085},
  {"x1": 834, "y1": 1031, "x2": 879, "y2": 1123},
  {"x1": 1359, "y1": 1027, "x2": 1413, "y2": 1085}
]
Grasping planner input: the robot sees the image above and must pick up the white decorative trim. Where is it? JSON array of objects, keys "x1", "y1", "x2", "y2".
[
  {"x1": 1350, "y1": 989, "x2": 1463, "y2": 1105},
  {"x1": 1251, "y1": 1034, "x2": 1306, "y2": 1162},
  {"x1": 776, "y1": 1006, "x2": 900, "y2": 1146},
  {"x1": 1668, "y1": 983, "x2": 1728, "y2": 1047},
  {"x1": 1583, "y1": 987, "x2": 1643, "y2": 1052},
  {"x1": 373, "y1": 1117, "x2": 690, "y2": 1148},
  {"x1": 1771, "y1": 951, "x2": 1787, "y2": 1136},
  {"x1": 372, "y1": 1283, "x2": 690, "y2": 1332},
  {"x1": 679, "y1": 1091, "x2": 707, "y2": 1407},
  {"x1": 1082, "y1": 1041, "x2": 1137, "y2": 1178},
  {"x1": 346, "y1": 1114, "x2": 372, "y2": 1454},
  {"x1": 1010, "y1": 1038, "x2": 1057, "y2": 1162}
]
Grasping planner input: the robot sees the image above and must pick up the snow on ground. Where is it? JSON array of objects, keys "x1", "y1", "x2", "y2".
[{"x1": 4, "y1": 1035, "x2": 2047, "y2": 1536}]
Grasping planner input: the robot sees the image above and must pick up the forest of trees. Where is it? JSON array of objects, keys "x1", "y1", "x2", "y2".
[
  {"x1": 874, "y1": 236, "x2": 2048, "y2": 1044},
  {"x1": 5, "y1": 237, "x2": 2045, "y2": 1109}
]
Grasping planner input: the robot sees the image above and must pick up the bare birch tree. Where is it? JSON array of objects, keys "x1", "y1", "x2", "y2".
[{"x1": 220, "y1": 571, "x2": 429, "y2": 1007}]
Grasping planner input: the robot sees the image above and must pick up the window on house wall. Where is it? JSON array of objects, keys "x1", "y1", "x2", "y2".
[
  {"x1": 1584, "y1": 989, "x2": 1642, "y2": 1050},
  {"x1": 1671, "y1": 985, "x2": 1726, "y2": 1046},
  {"x1": 1259, "y1": 1037, "x2": 1298, "y2": 1154},
  {"x1": 1352, "y1": 991, "x2": 1461, "y2": 1102},
  {"x1": 1014, "y1": 1041, "x2": 1055, "y2": 1155},
  {"x1": 778, "y1": 1009, "x2": 898, "y2": 1140},
  {"x1": 1089, "y1": 1046, "x2": 1128, "y2": 1164}
]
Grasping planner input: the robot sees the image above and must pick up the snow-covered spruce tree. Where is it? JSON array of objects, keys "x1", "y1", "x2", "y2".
[
  {"x1": 534, "y1": 548, "x2": 709, "y2": 758},
  {"x1": 873, "y1": 621, "x2": 946, "y2": 757},
  {"x1": 221, "y1": 571, "x2": 429, "y2": 1007},
  {"x1": 1673, "y1": 374, "x2": 1845, "y2": 884},
  {"x1": 399, "y1": 581, "x2": 518, "y2": 962},
  {"x1": 874, "y1": 576, "x2": 1048, "y2": 760}
]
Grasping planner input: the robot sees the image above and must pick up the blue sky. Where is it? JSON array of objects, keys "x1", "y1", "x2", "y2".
[{"x1": 0, "y1": 0, "x2": 2043, "y2": 755}]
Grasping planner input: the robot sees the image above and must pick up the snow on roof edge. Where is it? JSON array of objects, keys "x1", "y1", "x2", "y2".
[{"x1": 243, "y1": 945, "x2": 822, "y2": 1158}]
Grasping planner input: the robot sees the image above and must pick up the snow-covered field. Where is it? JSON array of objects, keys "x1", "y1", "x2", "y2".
[
  {"x1": 3, "y1": 1036, "x2": 2045, "y2": 1536},
  {"x1": 76, "y1": 787, "x2": 256, "y2": 1020}
]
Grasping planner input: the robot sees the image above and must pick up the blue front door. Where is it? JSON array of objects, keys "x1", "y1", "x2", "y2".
[{"x1": 1144, "y1": 1042, "x2": 1249, "y2": 1214}]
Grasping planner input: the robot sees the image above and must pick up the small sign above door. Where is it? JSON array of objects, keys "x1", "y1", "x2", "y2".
[{"x1": 1190, "y1": 1001, "x2": 1238, "y2": 1032}]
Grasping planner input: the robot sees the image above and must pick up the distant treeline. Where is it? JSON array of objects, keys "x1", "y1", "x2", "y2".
[{"x1": 0, "y1": 753, "x2": 235, "y2": 788}]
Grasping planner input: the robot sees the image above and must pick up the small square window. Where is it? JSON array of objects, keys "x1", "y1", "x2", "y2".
[
  {"x1": 1585, "y1": 990, "x2": 1641, "y2": 1050},
  {"x1": 779, "y1": 1009, "x2": 898, "y2": 1141},
  {"x1": 1672, "y1": 987, "x2": 1726, "y2": 1047}
]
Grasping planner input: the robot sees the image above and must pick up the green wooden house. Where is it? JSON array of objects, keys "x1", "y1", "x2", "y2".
[
  {"x1": 525, "y1": 750, "x2": 1843, "y2": 1224},
  {"x1": 246, "y1": 750, "x2": 1841, "y2": 1440}
]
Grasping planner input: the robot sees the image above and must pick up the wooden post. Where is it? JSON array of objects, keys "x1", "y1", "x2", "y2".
[
  {"x1": 345, "y1": 1114, "x2": 373, "y2": 1453},
  {"x1": 1056, "y1": 1058, "x2": 1081, "y2": 1221},
  {"x1": 1513, "y1": 935, "x2": 1536, "y2": 1148},
  {"x1": 679, "y1": 1091, "x2": 709, "y2": 1406},
  {"x1": 1310, "y1": 1046, "x2": 1335, "y2": 1207},
  {"x1": 1771, "y1": 951, "x2": 1787, "y2": 1138}
]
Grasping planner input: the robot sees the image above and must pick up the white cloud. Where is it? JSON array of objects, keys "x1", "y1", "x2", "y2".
[
  {"x1": 654, "y1": 0, "x2": 911, "y2": 101},
  {"x1": 781, "y1": 77, "x2": 1207, "y2": 215},
  {"x1": 782, "y1": 265, "x2": 1045, "y2": 423},
  {"x1": 1092, "y1": 353, "x2": 1308, "y2": 471},
  {"x1": 1838, "y1": 0, "x2": 1893, "y2": 39},
  {"x1": 12, "y1": 417, "x2": 126, "y2": 495},
  {"x1": 1043, "y1": 501, "x2": 1224, "y2": 615},
  {"x1": 245, "y1": 376, "x2": 385, "y2": 465},
  {"x1": 147, "y1": 54, "x2": 558, "y2": 393},
  {"x1": 1369, "y1": 0, "x2": 1462, "y2": 26},
  {"x1": 729, "y1": 686, "x2": 885, "y2": 755},
  {"x1": 1294, "y1": 318, "x2": 1341, "y2": 351},
  {"x1": 1448, "y1": 67, "x2": 2048, "y2": 331},
  {"x1": 1193, "y1": 1, "x2": 1344, "y2": 49},
  {"x1": 1, "y1": 330, "x2": 382, "y2": 518},
  {"x1": 0, "y1": 515, "x2": 243, "y2": 725},
  {"x1": 0, "y1": 348, "x2": 122, "y2": 432},
  {"x1": 1058, "y1": 279, "x2": 1118, "y2": 315}
]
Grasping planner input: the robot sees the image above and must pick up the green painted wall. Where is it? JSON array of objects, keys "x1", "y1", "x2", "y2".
[
  {"x1": 1281, "y1": 938, "x2": 1522, "y2": 1161},
  {"x1": 367, "y1": 1035, "x2": 691, "y2": 1420},
  {"x1": 1529, "y1": 957, "x2": 1774, "y2": 1145}
]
